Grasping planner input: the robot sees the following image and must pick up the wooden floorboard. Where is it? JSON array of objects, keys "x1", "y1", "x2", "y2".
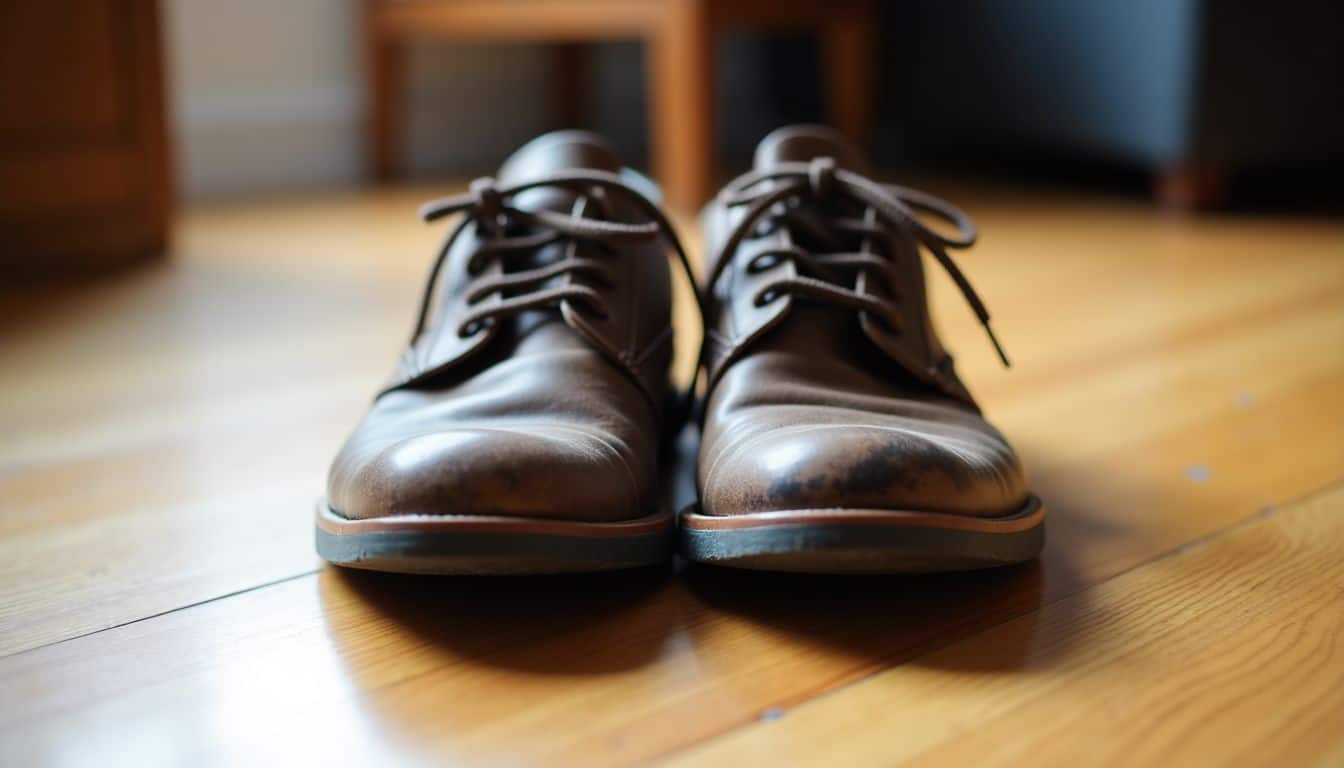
[
  {"x1": 0, "y1": 190, "x2": 436, "y2": 655},
  {"x1": 1, "y1": 183, "x2": 1341, "y2": 764},
  {"x1": 663, "y1": 482, "x2": 1344, "y2": 767}
]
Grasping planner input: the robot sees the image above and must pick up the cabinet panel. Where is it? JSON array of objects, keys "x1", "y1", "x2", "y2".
[
  {"x1": 0, "y1": 1, "x2": 126, "y2": 141},
  {"x1": 0, "y1": 0, "x2": 170, "y2": 275}
]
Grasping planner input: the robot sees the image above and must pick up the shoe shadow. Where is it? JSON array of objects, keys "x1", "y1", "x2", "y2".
[
  {"x1": 319, "y1": 442, "x2": 1118, "y2": 686},
  {"x1": 680, "y1": 444, "x2": 1113, "y2": 675},
  {"x1": 324, "y1": 564, "x2": 680, "y2": 675},
  {"x1": 681, "y1": 557, "x2": 1054, "y2": 674}
]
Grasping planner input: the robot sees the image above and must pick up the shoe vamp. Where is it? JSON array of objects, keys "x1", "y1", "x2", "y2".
[
  {"x1": 328, "y1": 340, "x2": 658, "y2": 521},
  {"x1": 698, "y1": 349, "x2": 1028, "y2": 516}
]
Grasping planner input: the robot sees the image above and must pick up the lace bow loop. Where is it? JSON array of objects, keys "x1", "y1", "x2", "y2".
[
  {"x1": 411, "y1": 169, "x2": 707, "y2": 413},
  {"x1": 710, "y1": 159, "x2": 1009, "y2": 368}
]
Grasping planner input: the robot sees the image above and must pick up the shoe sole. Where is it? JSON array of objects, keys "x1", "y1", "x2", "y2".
[
  {"x1": 679, "y1": 495, "x2": 1045, "y2": 573},
  {"x1": 315, "y1": 502, "x2": 674, "y2": 575}
]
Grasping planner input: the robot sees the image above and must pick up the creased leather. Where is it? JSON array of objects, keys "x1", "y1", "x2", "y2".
[
  {"x1": 327, "y1": 131, "x2": 678, "y2": 523},
  {"x1": 695, "y1": 126, "x2": 1027, "y2": 519}
]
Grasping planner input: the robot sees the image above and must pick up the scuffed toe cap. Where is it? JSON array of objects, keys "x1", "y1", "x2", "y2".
[
  {"x1": 699, "y1": 409, "x2": 1029, "y2": 518},
  {"x1": 327, "y1": 424, "x2": 642, "y2": 523}
]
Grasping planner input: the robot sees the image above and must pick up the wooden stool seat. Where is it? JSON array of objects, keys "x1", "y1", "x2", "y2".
[{"x1": 363, "y1": 0, "x2": 875, "y2": 210}]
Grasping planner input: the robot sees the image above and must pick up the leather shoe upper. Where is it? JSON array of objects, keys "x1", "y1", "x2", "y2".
[
  {"x1": 328, "y1": 131, "x2": 685, "y2": 522},
  {"x1": 696, "y1": 126, "x2": 1029, "y2": 518}
]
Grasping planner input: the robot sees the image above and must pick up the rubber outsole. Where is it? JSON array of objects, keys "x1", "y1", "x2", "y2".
[
  {"x1": 679, "y1": 495, "x2": 1045, "y2": 573},
  {"x1": 315, "y1": 502, "x2": 674, "y2": 575}
]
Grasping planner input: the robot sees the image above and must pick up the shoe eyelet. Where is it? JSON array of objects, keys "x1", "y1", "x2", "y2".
[
  {"x1": 458, "y1": 318, "x2": 490, "y2": 338},
  {"x1": 747, "y1": 253, "x2": 782, "y2": 274},
  {"x1": 754, "y1": 289, "x2": 781, "y2": 307}
]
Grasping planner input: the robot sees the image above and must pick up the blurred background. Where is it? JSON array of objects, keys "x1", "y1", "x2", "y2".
[
  {"x1": 3, "y1": 0, "x2": 1341, "y2": 275},
  {"x1": 4, "y1": 4, "x2": 1344, "y2": 763}
]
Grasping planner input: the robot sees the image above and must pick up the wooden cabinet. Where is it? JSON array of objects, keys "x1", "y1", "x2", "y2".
[{"x1": 0, "y1": 0, "x2": 170, "y2": 276}]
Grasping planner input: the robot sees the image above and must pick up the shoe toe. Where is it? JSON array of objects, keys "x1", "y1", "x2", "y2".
[
  {"x1": 328, "y1": 424, "x2": 642, "y2": 522},
  {"x1": 701, "y1": 409, "x2": 1028, "y2": 517}
]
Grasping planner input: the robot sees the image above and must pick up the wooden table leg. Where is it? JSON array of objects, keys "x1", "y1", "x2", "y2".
[
  {"x1": 647, "y1": 0, "x2": 714, "y2": 211},
  {"x1": 823, "y1": 0, "x2": 875, "y2": 152}
]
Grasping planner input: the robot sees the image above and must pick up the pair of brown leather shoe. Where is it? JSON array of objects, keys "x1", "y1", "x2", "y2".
[{"x1": 317, "y1": 127, "x2": 1044, "y2": 574}]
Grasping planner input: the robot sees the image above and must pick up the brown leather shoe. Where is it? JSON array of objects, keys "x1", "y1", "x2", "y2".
[
  {"x1": 317, "y1": 131, "x2": 697, "y2": 573},
  {"x1": 681, "y1": 126, "x2": 1044, "y2": 572}
]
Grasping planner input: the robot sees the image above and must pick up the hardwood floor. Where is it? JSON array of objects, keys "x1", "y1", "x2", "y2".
[{"x1": 1, "y1": 183, "x2": 1341, "y2": 766}]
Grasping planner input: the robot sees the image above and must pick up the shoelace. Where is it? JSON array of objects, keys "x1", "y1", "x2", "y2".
[
  {"x1": 414, "y1": 172, "x2": 705, "y2": 408},
  {"x1": 416, "y1": 172, "x2": 702, "y2": 339},
  {"x1": 707, "y1": 157, "x2": 1010, "y2": 367}
]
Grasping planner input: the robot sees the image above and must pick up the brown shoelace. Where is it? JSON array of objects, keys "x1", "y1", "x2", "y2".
[
  {"x1": 416, "y1": 172, "x2": 702, "y2": 340},
  {"x1": 414, "y1": 172, "x2": 705, "y2": 415},
  {"x1": 707, "y1": 157, "x2": 1010, "y2": 367}
]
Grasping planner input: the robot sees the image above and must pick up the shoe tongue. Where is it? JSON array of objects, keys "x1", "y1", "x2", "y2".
[
  {"x1": 749, "y1": 127, "x2": 909, "y2": 382},
  {"x1": 496, "y1": 130, "x2": 622, "y2": 212},
  {"x1": 753, "y1": 125, "x2": 867, "y2": 172},
  {"x1": 488, "y1": 131, "x2": 626, "y2": 347}
]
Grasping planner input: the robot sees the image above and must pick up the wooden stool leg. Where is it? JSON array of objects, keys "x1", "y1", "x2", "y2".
[
  {"x1": 1153, "y1": 164, "x2": 1228, "y2": 212},
  {"x1": 647, "y1": 0, "x2": 714, "y2": 211},
  {"x1": 822, "y1": 0, "x2": 875, "y2": 151},
  {"x1": 550, "y1": 43, "x2": 586, "y2": 129},
  {"x1": 365, "y1": 27, "x2": 404, "y2": 181}
]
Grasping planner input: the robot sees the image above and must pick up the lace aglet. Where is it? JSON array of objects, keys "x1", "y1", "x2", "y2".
[
  {"x1": 986, "y1": 324, "x2": 1011, "y2": 368},
  {"x1": 419, "y1": 200, "x2": 457, "y2": 222}
]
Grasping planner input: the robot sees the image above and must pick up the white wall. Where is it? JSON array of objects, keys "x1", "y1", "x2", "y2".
[
  {"x1": 165, "y1": 0, "x2": 553, "y2": 200},
  {"x1": 165, "y1": 1, "x2": 786, "y2": 201}
]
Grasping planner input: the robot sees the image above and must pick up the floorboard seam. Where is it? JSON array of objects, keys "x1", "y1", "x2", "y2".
[
  {"x1": 652, "y1": 475, "x2": 1344, "y2": 764},
  {"x1": 0, "y1": 568, "x2": 321, "y2": 661}
]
